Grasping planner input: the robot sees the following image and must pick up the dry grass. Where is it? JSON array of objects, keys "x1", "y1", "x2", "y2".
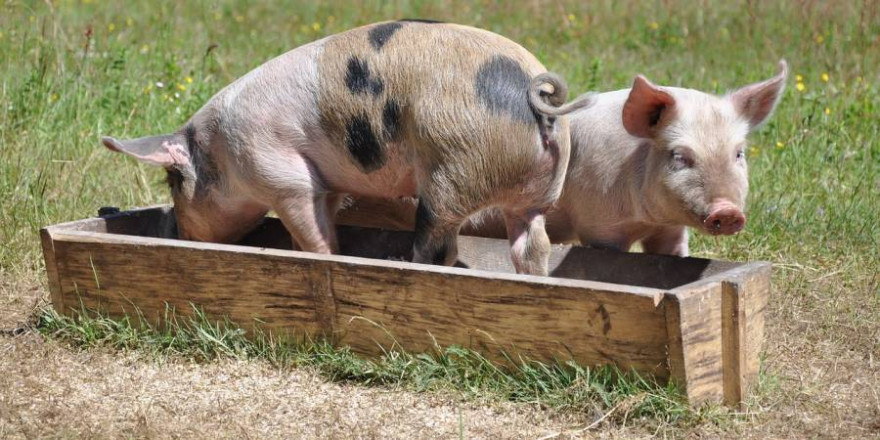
[{"x1": 1, "y1": 336, "x2": 590, "y2": 439}]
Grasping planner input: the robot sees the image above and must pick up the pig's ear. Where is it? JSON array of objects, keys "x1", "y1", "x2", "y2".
[
  {"x1": 729, "y1": 60, "x2": 789, "y2": 130},
  {"x1": 622, "y1": 75, "x2": 677, "y2": 139},
  {"x1": 102, "y1": 134, "x2": 191, "y2": 168}
]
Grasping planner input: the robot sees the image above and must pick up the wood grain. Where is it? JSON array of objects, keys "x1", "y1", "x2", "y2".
[
  {"x1": 50, "y1": 232, "x2": 324, "y2": 337},
  {"x1": 665, "y1": 281, "x2": 725, "y2": 404},
  {"x1": 721, "y1": 262, "x2": 771, "y2": 407},
  {"x1": 329, "y1": 261, "x2": 670, "y2": 375},
  {"x1": 46, "y1": 228, "x2": 669, "y2": 375}
]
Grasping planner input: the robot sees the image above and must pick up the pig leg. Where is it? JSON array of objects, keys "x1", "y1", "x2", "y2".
[
  {"x1": 412, "y1": 196, "x2": 461, "y2": 267},
  {"x1": 503, "y1": 209, "x2": 551, "y2": 276},
  {"x1": 273, "y1": 191, "x2": 338, "y2": 254},
  {"x1": 641, "y1": 226, "x2": 689, "y2": 257}
]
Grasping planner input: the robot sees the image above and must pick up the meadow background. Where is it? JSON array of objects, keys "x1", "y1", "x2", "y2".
[{"x1": 0, "y1": 0, "x2": 878, "y2": 438}]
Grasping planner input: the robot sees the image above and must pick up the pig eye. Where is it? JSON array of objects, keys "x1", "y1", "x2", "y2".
[
  {"x1": 670, "y1": 151, "x2": 692, "y2": 169},
  {"x1": 736, "y1": 150, "x2": 746, "y2": 160}
]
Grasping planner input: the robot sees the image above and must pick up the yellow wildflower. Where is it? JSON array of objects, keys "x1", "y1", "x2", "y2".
[
  {"x1": 567, "y1": 13, "x2": 576, "y2": 22},
  {"x1": 108, "y1": 23, "x2": 115, "y2": 32},
  {"x1": 126, "y1": 17, "x2": 134, "y2": 27},
  {"x1": 824, "y1": 107, "x2": 831, "y2": 115},
  {"x1": 796, "y1": 82, "x2": 806, "y2": 92},
  {"x1": 748, "y1": 146, "x2": 760, "y2": 158},
  {"x1": 821, "y1": 73, "x2": 829, "y2": 82},
  {"x1": 29, "y1": 16, "x2": 35, "y2": 23},
  {"x1": 176, "y1": 83, "x2": 186, "y2": 91},
  {"x1": 0, "y1": 31, "x2": 4, "y2": 39},
  {"x1": 185, "y1": 76, "x2": 193, "y2": 84},
  {"x1": 776, "y1": 141, "x2": 784, "y2": 149},
  {"x1": 140, "y1": 44, "x2": 149, "y2": 53},
  {"x1": 312, "y1": 22, "x2": 321, "y2": 31},
  {"x1": 50, "y1": 93, "x2": 59, "y2": 102},
  {"x1": 815, "y1": 35, "x2": 824, "y2": 44},
  {"x1": 649, "y1": 21, "x2": 659, "y2": 30},
  {"x1": 235, "y1": 14, "x2": 245, "y2": 23},
  {"x1": 795, "y1": 74, "x2": 803, "y2": 82}
]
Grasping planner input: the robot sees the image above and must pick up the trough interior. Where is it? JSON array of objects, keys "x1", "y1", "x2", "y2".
[{"x1": 92, "y1": 207, "x2": 740, "y2": 290}]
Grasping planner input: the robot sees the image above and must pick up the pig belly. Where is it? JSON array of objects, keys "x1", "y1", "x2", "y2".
[{"x1": 305, "y1": 141, "x2": 418, "y2": 199}]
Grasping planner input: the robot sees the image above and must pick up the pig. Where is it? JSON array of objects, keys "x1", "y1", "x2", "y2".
[
  {"x1": 339, "y1": 61, "x2": 788, "y2": 257},
  {"x1": 101, "y1": 21, "x2": 596, "y2": 275}
]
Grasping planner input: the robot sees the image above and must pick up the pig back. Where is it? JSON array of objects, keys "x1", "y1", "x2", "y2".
[{"x1": 316, "y1": 21, "x2": 553, "y2": 197}]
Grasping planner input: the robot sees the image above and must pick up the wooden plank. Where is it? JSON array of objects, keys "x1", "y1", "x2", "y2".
[
  {"x1": 721, "y1": 262, "x2": 771, "y2": 407},
  {"x1": 49, "y1": 229, "x2": 669, "y2": 297},
  {"x1": 48, "y1": 229, "x2": 670, "y2": 375},
  {"x1": 329, "y1": 262, "x2": 670, "y2": 375},
  {"x1": 664, "y1": 281, "x2": 725, "y2": 404},
  {"x1": 51, "y1": 234, "x2": 325, "y2": 337}
]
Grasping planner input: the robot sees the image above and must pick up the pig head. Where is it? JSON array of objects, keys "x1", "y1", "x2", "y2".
[{"x1": 553, "y1": 60, "x2": 788, "y2": 256}]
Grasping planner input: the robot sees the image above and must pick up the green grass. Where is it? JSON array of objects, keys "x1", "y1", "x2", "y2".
[
  {"x1": 36, "y1": 304, "x2": 712, "y2": 429},
  {"x1": 1, "y1": 0, "x2": 878, "y2": 434}
]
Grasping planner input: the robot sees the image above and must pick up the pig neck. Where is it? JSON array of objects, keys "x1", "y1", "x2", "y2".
[{"x1": 555, "y1": 89, "x2": 671, "y2": 248}]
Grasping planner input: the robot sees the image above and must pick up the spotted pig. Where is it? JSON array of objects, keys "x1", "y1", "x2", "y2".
[{"x1": 102, "y1": 21, "x2": 596, "y2": 275}]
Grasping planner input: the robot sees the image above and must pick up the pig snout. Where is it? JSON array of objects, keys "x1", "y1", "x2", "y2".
[{"x1": 703, "y1": 201, "x2": 746, "y2": 235}]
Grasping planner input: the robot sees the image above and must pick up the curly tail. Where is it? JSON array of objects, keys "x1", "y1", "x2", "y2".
[{"x1": 529, "y1": 72, "x2": 597, "y2": 117}]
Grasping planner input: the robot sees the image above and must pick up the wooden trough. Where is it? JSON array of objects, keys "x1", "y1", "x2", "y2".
[{"x1": 40, "y1": 205, "x2": 769, "y2": 408}]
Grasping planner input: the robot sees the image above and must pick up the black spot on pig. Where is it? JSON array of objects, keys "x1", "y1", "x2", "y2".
[
  {"x1": 192, "y1": 146, "x2": 219, "y2": 196},
  {"x1": 345, "y1": 56, "x2": 384, "y2": 97},
  {"x1": 181, "y1": 122, "x2": 219, "y2": 195},
  {"x1": 475, "y1": 55, "x2": 538, "y2": 125},
  {"x1": 184, "y1": 123, "x2": 197, "y2": 153},
  {"x1": 399, "y1": 18, "x2": 443, "y2": 24},
  {"x1": 369, "y1": 22, "x2": 403, "y2": 50},
  {"x1": 370, "y1": 77, "x2": 384, "y2": 96},
  {"x1": 382, "y1": 99, "x2": 402, "y2": 141},
  {"x1": 345, "y1": 115, "x2": 385, "y2": 172},
  {"x1": 345, "y1": 57, "x2": 371, "y2": 93}
]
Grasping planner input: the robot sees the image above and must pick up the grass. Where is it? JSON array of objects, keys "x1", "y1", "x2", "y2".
[
  {"x1": 1, "y1": 0, "x2": 878, "y2": 437},
  {"x1": 36, "y1": 304, "x2": 710, "y2": 430}
]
